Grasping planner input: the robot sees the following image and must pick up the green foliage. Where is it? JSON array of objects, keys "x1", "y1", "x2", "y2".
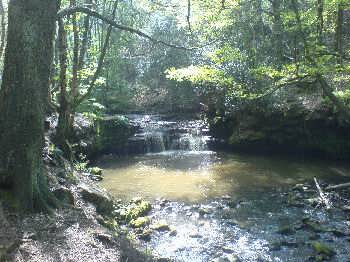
[{"x1": 50, "y1": 0, "x2": 350, "y2": 120}]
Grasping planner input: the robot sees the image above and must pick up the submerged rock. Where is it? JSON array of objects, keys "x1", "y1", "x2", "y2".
[
  {"x1": 277, "y1": 225, "x2": 296, "y2": 235},
  {"x1": 139, "y1": 228, "x2": 153, "y2": 241},
  {"x1": 199, "y1": 207, "x2": 212, "y2": 216},
  {"x1": 222, "y1": 246, "x2": 235, "y2": 254},
  {"x1": 341, "y1": 205, "x2": 350, "y2": 212},
  {"x1": 189, "y1": 232, "x2": 203, "y2": 238},
  {"x1": 311, "y1": 242, "x2": 336, "y2": 257},
  {"x1": 211, "y1": 255, "x2": 240, "y2": 262},
  {"x1": 169, "y1": 227, "x2": 177, "y2": 236},
  {"x1": 302, "y1": 218, "x2": 328, "y2": 233},
  {"x1": 150, "y1": 220, "x2": 170, "y2": 231}
]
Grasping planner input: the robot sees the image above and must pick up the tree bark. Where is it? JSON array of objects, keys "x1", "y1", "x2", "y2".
[
  {"x1": 56, "y1": 18, "x2": 74, "y2": 160},
  {"x1": 316, "y1": 0, "x2": 324, "y2": 42},
  {"x1": 0, "y1": 0, "x2": 58, "y2": 211},
  {"x1": 74, "y1": 0, "x2": 118, "y2": 107},
  {"x1": 335, "y1": 3, "x2": 344, "y2": 63},
  {"x1": 0, "y1": 0, "x2": 6, "y2": 60},
  {"x1": 271, "y1": 0, "x2": 283, "y2": 64},
  {"x1": 70, "y1": 0, "x2": 80, "y2": 100}
]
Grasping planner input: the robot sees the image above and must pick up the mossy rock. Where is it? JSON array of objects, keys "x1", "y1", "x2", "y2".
[
  {"x1": 130, "y1": 216, "x2": 150, "y2": 228},
  {"x1": 311, "y1": 242, "x2": 335, "y2": 257},
  {"x1": 94, "y1": 116, "x2": 137, "y2": 154},
  {"x1": 139, "y1": 228, "x2": 153, "y2": 241},
  {"x1": 151, "y1": 220, "x2": 170, "y2": 231},
  {"x1": 53, "y1": 187, "x2": 75, "y2": 205},
  {"x1": 199, "y1": 207, "x2": 212, "y2": 216},
  {"x1": 277, "y1": 225, "x2": 296, "y2": 235},
  {"x1": 101, "y1": 218, "x2": 119, "y2": 232},
  {"x1": 125, "y1": 200, "x2": 152, "y2": 222},
  {"x1": 302, "y1": 218, "x2": 327, "y2": 233},
  {"x1": 90, "y1": 167, "x2": 103, "y2": 181},
  {"x1": 79, "y1": 185, "x2": 114, "y2": 215},
  {"x1": 91, "y1": 167, "x2": 103, "y2": 176}
]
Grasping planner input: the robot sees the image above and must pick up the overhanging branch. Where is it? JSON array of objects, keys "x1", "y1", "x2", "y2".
[{"x1": 57, "y1": 6, "x2": 194, "y2": 51}]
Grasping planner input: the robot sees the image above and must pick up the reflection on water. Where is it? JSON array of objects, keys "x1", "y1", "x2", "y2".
[
  {"x1": 99, "y1": 150, "x2": 349, "y2": 203},
  {"x1": 98, "y1": 150, "x2": 350, "y2": 262}
]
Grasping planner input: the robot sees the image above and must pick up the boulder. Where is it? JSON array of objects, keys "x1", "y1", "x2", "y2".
[
  {"x1": 129, "y1": 216, "x2": 150, "y2": 228},
  {"x1": 79, "y1": 185, "x2": 114, "y2": 215},
  {"x1": 53, "y1": 187, "x2": 75, "y2": 205}
]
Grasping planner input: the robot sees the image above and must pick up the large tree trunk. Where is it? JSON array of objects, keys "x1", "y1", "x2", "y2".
[{"x1": 0, "y1": 0, "x2": 58, "y2": 211}]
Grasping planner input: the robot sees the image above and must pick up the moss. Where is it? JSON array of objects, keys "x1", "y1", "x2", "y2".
[
  {"x1": 90, "y1": 167, "x2": 103, "y2": 176},
  {"x1": 150, "y1": 220, "x2": 170, "y2": 231},
  {"x1": 0, "y1": 190, "x2": 19, "y2": 210},
  {"x1": 130, "y1": 216, "x2": 150, "y2": 228},
  {"x1": 125, "y1": 200, "x2": 152, "y2": 222},
  {"x1": 102, "y1": 218, "x2": 120, "y2": 233},
  {"x1": 302, "y1": 218, "x2": 327, "y2": 233},
  {"x1": 229, "y1": 130, "x2": 266, "y2": 145},
  {"x1": 94, "y1": 116, "x2": 137, "y2": 154},
  {"x1": 311, "y1": 242, "x2": 335, "y2": 257}
]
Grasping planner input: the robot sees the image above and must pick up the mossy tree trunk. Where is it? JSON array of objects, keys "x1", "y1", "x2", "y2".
[{"x1": 0, "y1": 0, "x2": 58, "y2": 211}]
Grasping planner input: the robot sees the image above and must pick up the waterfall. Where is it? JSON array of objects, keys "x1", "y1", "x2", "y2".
[
  {"x1": 127, "y1": 115, "x2": 211, "y2": 154},
  {"x1": 145, "y1": 132, "x2": 166, "y2": 153}
]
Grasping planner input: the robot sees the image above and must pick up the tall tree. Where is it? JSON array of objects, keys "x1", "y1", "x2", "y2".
[{"x1": 0, "y1": 0, "x2": 58, "y2": 211}]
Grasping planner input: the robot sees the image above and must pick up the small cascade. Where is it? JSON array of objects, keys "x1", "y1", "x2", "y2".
[
  {"x1": 177, "y1": 134, "x2": 208, "y2": 151},
  {"x1": 145, "y1": 132, "x2": 166, "y2": 153},
  {"x1": 126, "y1": 114, "x2": 211, "y2": 154}
]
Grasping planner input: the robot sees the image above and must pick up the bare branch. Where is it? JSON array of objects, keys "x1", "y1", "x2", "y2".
[
  {"x1": 74, "y1": 1, "x2": 118, "y2": 107},
  {"x1": 187, "y1": 0, "x2": 192, "y2": 34},
  {"x1": 57, "y1": 6, "x2": 195, "y2": 51}
]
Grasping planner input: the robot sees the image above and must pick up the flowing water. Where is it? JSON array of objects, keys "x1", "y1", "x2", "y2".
[{"x1": 98, "y1": 115, "x2": 350, "y2": 262}]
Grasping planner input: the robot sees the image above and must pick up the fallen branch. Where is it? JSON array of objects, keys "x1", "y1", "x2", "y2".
[
  {"x1": 314, "y1": 177, "x2": 331, "y2": 209},
  {"x1": 326, "y1": 182, "x2": 350, "y2": 191}
]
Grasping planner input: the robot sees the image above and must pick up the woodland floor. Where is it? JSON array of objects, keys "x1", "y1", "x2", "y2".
[{"x1": 0, "y1": 173, "x2": 151, "y2": 262}]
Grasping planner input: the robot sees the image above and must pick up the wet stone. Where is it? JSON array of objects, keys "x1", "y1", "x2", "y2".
[
  {"x1": 277, "y1": 225, "x2": 296, "y2": 235},
  {"x1": 151, "y1": 220, "x2": 170, "y2": 231},
  {"x1": 222, "y1": 246, "x2": 235, "y2": 253},
  {"x1": 311, "y1": 242, "x2": 336, "y2": 257}
]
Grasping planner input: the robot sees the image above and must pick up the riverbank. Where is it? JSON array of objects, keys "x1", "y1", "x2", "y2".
[
  {"x1": 207, "y1": 92, "x2": 350, "y2": 161},
  {"x1": 0, "y1": 131, "x2": 166, "y2": 262}
]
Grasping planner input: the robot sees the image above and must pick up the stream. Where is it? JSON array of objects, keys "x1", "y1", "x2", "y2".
[{"x1": 98, "y1": 115, "x2": 350, "y2": 262}]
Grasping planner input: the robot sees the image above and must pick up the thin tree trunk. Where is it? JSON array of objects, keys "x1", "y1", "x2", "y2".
[
  {"x1": 78, "y1": 0, "x2": 92, "y2": 74},
  {"x1": 335, "y1": 3, "x2": 344, "y2": 63},
  {"x1": 291, "y1": 0, "x2": 350, "y2": 120},
  {"x1": 74, "y1": 0, "x2": 118, "y2": 107},
  {"x1": 56, "y1": 18, "x2": 74, "y2": 160},
  {"x1": 0, "y1": 0, "x2": 58, "y2": 211},
  {"x1": 271, "y1": 0, "x2": 283, "y2": 65},
  {"x1": 70, "y1": 0, "x2": 80, "y2": 100},
  {"x1": 0, "y1": 0, "x2": 6, "y2": 60},
  {"x1": 316, "y1": 0, "x2": 324, "y2": 42}
]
